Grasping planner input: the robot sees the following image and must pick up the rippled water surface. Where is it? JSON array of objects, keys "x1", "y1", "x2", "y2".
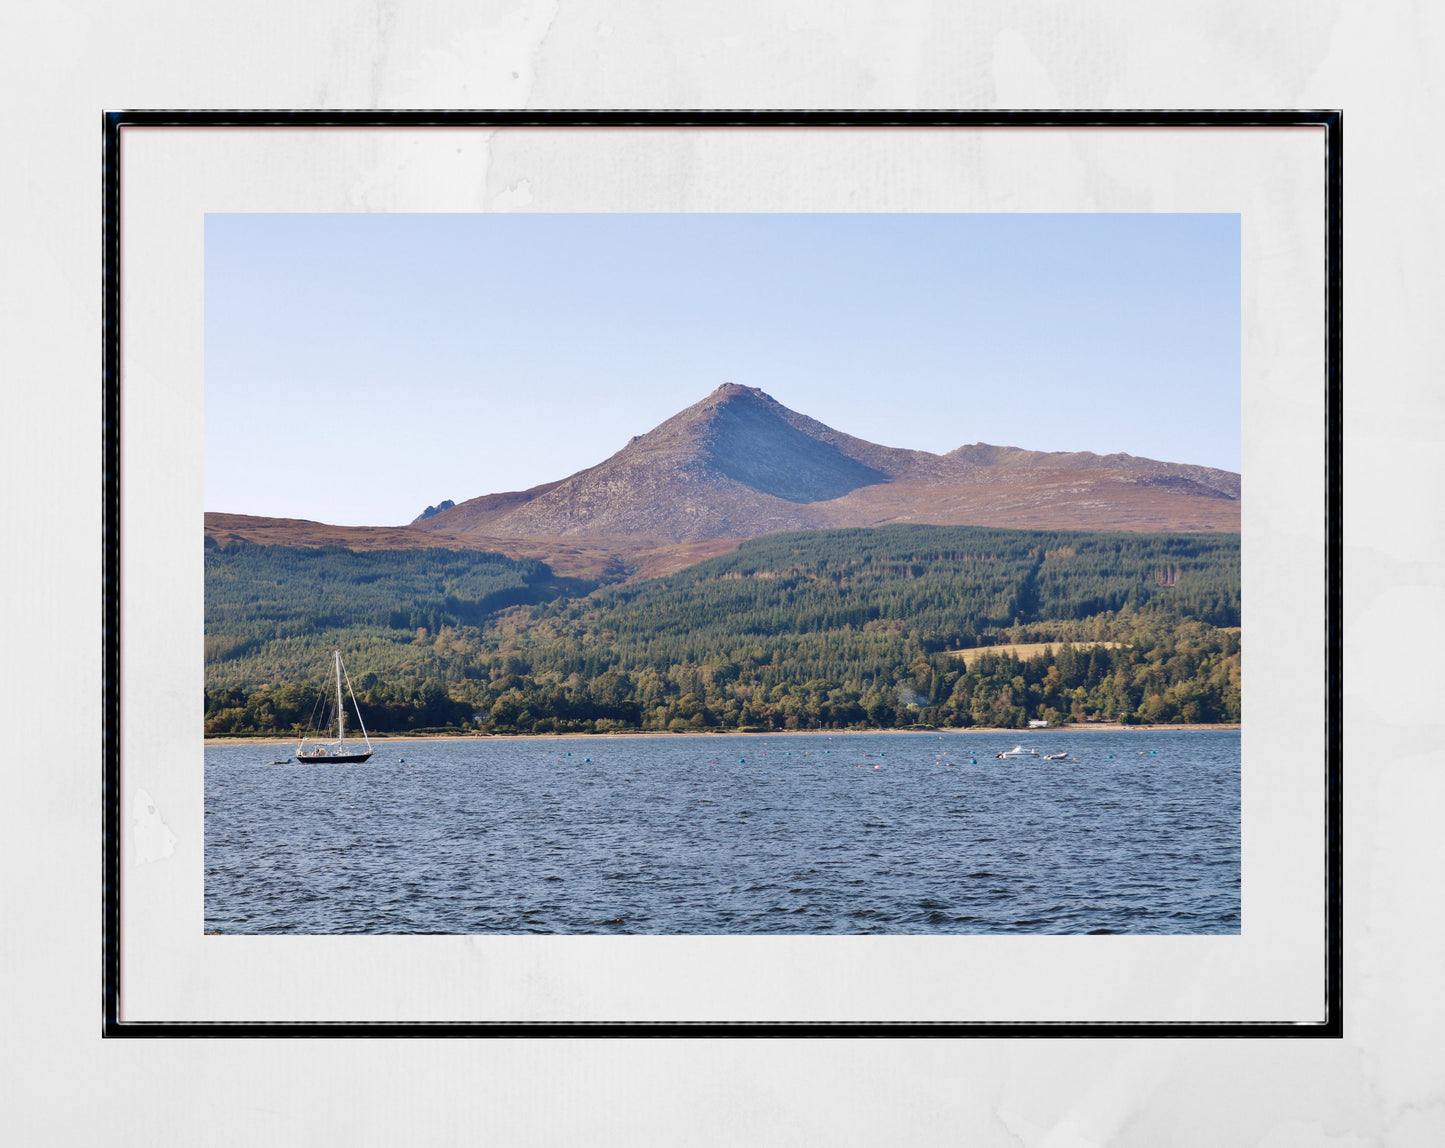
[{"x1": 205, "y1": 730, "x2": 1239, "y2": 935}]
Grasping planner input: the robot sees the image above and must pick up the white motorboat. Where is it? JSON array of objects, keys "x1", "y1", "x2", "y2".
[{"x1": 996, "y1": 745, "x2": 1041, "y2": 759}]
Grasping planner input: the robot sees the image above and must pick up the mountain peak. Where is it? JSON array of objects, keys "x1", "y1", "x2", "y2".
[
  {"x1": 410, "y1": 384, "x2": 1241, "y2": 542},
  {"x1": 664, "y1": 382, "x2": 781, "y2": 424},
  {"x1": 712, "y1": 381, "x2": 769, "y2": 401}
]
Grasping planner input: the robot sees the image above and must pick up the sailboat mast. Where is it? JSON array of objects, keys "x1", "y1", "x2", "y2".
[{"x1": 335, "y1": 648, "x2": 345, "y2": 747}]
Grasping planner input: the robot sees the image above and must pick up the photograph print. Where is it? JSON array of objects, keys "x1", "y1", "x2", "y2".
[{"x1": 202, "y1": 211, "x2": 1241, "y2": 938}]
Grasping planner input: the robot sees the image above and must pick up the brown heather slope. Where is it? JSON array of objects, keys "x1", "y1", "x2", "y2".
[
  {"x1": 404, "y1": 480, "x2": 566, "y2": 534},
  {"x1": 209, "y1": 384, "x2": 1239, "y2": 580},
  {"x1": 203, "y1": 513, "x2": 740, "y2": 583},
  {"x1": 807, "y1": 468, "x2": 1238, "y2": 533}
]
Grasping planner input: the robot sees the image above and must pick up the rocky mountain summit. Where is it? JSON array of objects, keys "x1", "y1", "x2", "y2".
[
  {"x1": 411, "y1": 499, "x2": 456, "y2": 524},
  {"x1": 411, "y1": 383, "x2": 1240, "y2": 542}
]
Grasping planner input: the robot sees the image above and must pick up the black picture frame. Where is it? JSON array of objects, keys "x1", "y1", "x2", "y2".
[{"x1": 103, "y1": 108, "x2": 1341, "y2": 1038}]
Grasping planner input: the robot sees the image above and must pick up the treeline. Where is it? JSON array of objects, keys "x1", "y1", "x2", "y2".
[
  {"x1": 205, "y1": 617, "x2": 1239, "y2": 736},
  {"x1": 204, "y1": 525, "x2": 1240, "y2": 736}
]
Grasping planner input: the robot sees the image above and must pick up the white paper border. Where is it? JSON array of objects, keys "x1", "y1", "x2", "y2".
[{"x1": 117, "y1": 121, "x2": 1327, "y2": 1024}]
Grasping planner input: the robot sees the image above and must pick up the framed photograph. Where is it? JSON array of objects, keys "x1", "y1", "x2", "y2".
[{"x1": 104, "y1": 110, "x2": 1340, "y2": 1034}]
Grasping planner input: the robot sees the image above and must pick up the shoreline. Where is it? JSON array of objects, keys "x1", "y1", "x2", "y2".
[{"x1": 204, "y1": 723, "x2": 1240, "y2": 747}]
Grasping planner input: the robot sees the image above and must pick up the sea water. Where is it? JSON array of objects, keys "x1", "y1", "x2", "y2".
[{"x1": 204, "y1": 729, "x2": 1239, "y2": 935}]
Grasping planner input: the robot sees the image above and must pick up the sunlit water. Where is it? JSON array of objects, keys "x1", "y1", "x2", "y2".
[{"x1": 204, "y1": 730, "x2": 1239, "y2": 935}]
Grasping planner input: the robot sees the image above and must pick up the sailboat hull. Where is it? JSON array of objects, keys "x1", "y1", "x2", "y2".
[{"x1": 296, "y1": 751, "x2": 373, "y2": 764}]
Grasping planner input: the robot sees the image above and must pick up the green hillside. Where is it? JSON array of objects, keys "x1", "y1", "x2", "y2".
[
  {"x1": 204, "y1": 542, "x2": 598, "y2": 688},
  {"x1": 204, "y1": 525, "x2": 1240, "y2": 736}
]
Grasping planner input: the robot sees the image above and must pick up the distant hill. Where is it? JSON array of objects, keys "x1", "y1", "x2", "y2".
[{"x1": 412, "y1": 383, "x2": 1239, "y2": 542}]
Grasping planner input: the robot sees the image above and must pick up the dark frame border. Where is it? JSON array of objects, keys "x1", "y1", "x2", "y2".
[{"x1": 102, "y1": 108, "x2": 1342, "y2": 1038}]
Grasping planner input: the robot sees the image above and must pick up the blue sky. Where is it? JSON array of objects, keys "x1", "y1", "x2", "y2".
[{"x1": 205, "y1": 213, "x2": 1239, "y2": 527}]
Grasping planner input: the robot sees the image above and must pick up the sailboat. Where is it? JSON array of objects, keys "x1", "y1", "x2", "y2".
[{"x1": 296, "y1": 649, "x2": 374, "y2": 764}]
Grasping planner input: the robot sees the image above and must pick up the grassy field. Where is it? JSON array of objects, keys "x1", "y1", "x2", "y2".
[{"x1": 948, "y1": 641, "x2": 1124, "y2": 668}]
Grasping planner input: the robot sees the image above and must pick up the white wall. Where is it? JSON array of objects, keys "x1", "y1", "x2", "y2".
[{"x1": 2, "y1": 2, "x2": 1439, "y2": 1143}]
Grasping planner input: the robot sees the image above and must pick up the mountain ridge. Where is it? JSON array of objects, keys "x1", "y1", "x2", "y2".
[
  {"x1": 205, "y1": 383, "x2": 1239, "y2": 580},
  {"x1": 411, "y1": 383, "x2": 1239, "y2": 541}
]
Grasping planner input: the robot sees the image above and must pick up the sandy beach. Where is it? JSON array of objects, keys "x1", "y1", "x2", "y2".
[{"x1": 204, "y1": 723, "x2": 1239, "y2": 747}]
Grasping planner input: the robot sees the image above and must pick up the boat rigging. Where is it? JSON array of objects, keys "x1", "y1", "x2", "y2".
[{"x1": 296, "y1": 649, "x2": 373, "y2": 764}]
